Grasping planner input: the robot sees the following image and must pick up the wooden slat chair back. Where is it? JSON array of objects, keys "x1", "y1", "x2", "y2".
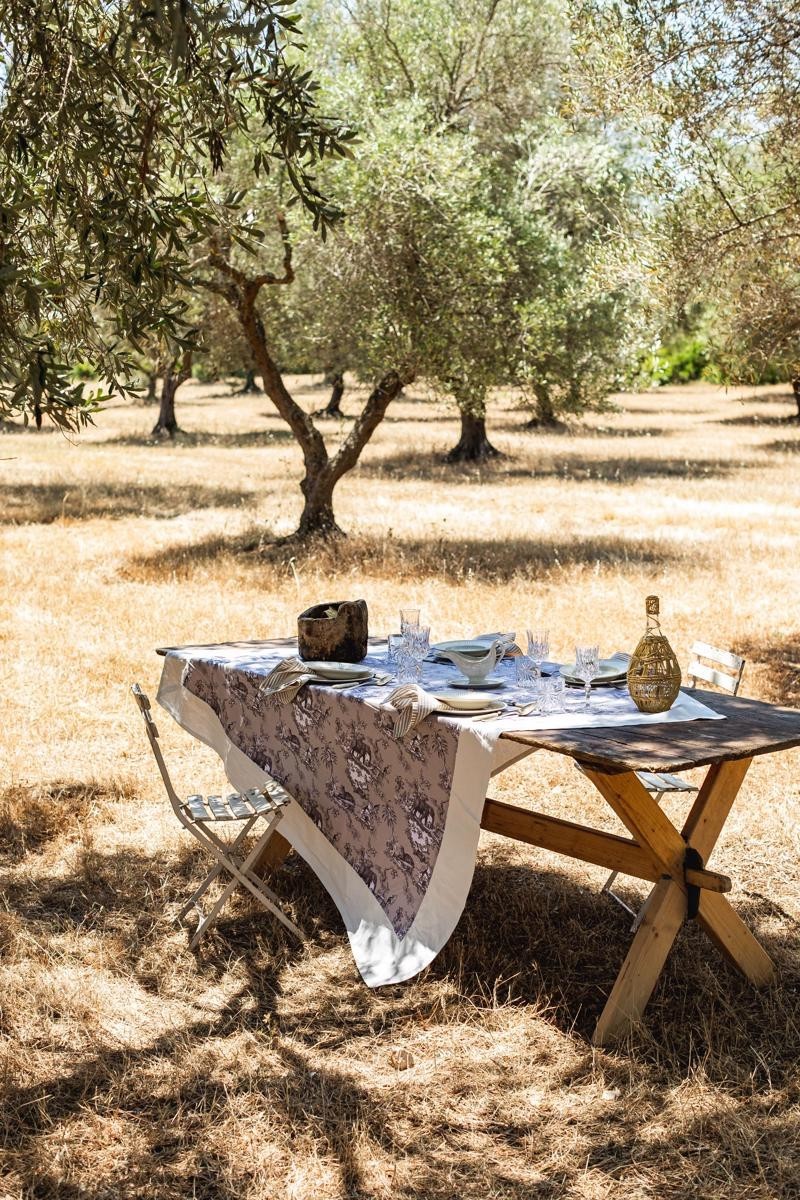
[
  {"x1": 687, "y1": 641, "x2": 746, "y2": 695},
  {"x1": 131, "y1": 684, "x2": 303, "y2": 947},
  {"x1": 600, "y1": 643, "x2": 745, "y2": 928}
]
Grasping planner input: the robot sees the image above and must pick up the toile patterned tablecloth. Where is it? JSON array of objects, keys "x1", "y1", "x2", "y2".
[{"x1": 156, "y1": 638, "x2": 724, "y2": 985}]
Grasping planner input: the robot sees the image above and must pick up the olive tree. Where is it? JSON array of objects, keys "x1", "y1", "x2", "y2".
[
  {"x1": 193, "y1": 112, "x2": 519, "y2": 534},
  {"x1": 578, "y1": 0, "x2": 800, "y2": 397},
  {"x1": 0, "y1": 0, "x2": 351, "y2": 430},
  {"x1": 301, "y1": 0, "x2": 646, "y2": 455}
]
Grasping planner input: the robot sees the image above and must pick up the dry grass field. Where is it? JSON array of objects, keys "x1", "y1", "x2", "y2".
[{"x1": 2, "y1": 375, "x2": 800, "y2": 1199}]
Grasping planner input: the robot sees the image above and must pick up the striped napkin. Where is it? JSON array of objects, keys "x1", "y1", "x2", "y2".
[
  {"x1": 489, "y1": 632, "x2": 522, "y2": 657},
  {"x1": 259, "y1": 656, "x2": 332, "y2": 704},
  {"x1": 385, "y1": 684, "x2": 463, "y2": 739}
]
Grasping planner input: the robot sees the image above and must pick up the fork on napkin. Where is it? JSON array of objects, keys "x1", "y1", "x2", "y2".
[{"x1": 260, "y1": 657, "x2": 389, "y2": 703}]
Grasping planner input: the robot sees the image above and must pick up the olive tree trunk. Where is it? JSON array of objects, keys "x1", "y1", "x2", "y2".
[
  {"x1": 238, "y1": 366, "x2": 261, "y2": 394},
  {"x1": 792, "y1": 374, "x2": 800, "y2": 420},
  {"x1": 445, "y1": 409, "x2": 500, "y2": 463},
  {"x1": 324, "y1": 371, "x2": 345, "y2": 416},
  {"x1": 525, "y1": 391, "x2": 560, "y2": 429},
  {"x1": 152, "y1": 354, "x2": 192, "y2": 438},
  {"x1": 205, "y1": 221, "x2": 411, "y2": 540}
]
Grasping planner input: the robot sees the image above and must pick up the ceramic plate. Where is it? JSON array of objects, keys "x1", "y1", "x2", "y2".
[
  {"x1": 302, "y1": 661, "x2": 373, "y2": 682},
  {"x1": 561, "y1": 658, "x2": 628, "y2": 685},
  {"x1": 433, "y1": 690, "x2": 504, "y2": 711},
  {"x1": 449, "y1": 675, "x2": 505, "y2": 690}
]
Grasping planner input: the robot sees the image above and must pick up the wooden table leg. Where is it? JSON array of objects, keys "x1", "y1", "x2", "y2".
[
  {"x1": 682, "y1": 758, "x2": 775, "y2": 987},
  {"x1": 583, "y1": 756, "x2": 774, "y2": 1044},
  {"x1": 592, "y1": 878, "x2": 687, "y2": 1045},
  {"x1": 696, "y1": 892, "x2": 775, "y2": 985},
  {"x1": 252, "y1": 830, "x2": 292, "y2": 878}
]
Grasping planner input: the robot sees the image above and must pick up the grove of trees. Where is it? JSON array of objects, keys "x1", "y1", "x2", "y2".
[{"x1": 3, "y1": 0, "x2": 799, "y2": 536}]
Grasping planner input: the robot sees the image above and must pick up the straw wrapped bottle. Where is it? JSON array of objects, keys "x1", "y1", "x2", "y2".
[{"x1": 627, "y1": 595, "x2": 682, "y2": 713}]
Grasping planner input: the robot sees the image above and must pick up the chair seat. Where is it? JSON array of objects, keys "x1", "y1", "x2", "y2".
[
  {"x1": 635, "y1": 769, "x2": 698, "y2": 795},
  {"x1": 183, "y1": 786, "x2": 288, "y2": 823}
]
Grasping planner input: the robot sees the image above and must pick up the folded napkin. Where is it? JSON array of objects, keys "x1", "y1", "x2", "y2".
[
  {"x1": 491, "y1": 633, "x2": 522, "y2": 662},
  {"x1": 474, "y1": 628, "x2": 520, "y2": 657},
  {"x1": 385, "y1": 684, "x2": 471, "y2": 738},
  {"x1": 259, "y1": 656, "x2": 331, "y2": 703}
]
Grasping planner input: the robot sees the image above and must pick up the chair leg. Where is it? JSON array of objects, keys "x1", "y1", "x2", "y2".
[
  {"x1": 187, "y1": 814, "x2": 304, "y2": 945},
  {"x1": 178, "y1": 861, "x2": 224, "y2": 920},
  {"x1": 189, "y1": 870, "x2": 243, "y2": 948},
  {"x1": 178, "y1": 816, "x2": 258, "y2": 921},
  {"x1": 213, "y1": 818, "x2": 305, "y2": 941}
]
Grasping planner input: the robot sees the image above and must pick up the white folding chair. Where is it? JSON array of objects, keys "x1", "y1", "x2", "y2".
[
  {"x1": 131, "y1": 684, "x2": 303, "y2": 947},
  {"x1": 599, "y1": 642, "x2": 745, "y2": 928}
]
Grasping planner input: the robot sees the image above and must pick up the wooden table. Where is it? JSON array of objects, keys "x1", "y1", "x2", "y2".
[{"x1": 486, "y1": 690, "x2": 800, "y2": 1045}]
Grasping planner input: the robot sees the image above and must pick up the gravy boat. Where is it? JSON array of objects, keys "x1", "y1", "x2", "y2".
[{"x1": 438, "y1": 639, "x2": 506, "y2": 683}]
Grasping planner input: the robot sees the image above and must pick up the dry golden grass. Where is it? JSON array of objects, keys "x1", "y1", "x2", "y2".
[{"x1": 2, "y1": 375, "x2": 800, "y2": 1198}]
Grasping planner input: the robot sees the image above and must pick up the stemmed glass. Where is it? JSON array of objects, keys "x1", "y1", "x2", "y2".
[
  {"x1": 526, "y1": 629, "x2": 550, "y2": 685},
  {"x1": 574, "y1": 644, "x2": 599, "y2": 713},
  {"x1": 400, "y1": 608, "x2": 420, "y2": 634}
]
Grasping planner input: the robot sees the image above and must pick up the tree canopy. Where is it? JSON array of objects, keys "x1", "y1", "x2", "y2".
[
  {"x1": 578, "y1": 0, "x2": 800, "y2": 384},
  {"x1": 267, "y1": 0, "x2": 649, "y2": 454},
  {"x1": 0, "y1": 0, "x2": 352, "y2": 429}
]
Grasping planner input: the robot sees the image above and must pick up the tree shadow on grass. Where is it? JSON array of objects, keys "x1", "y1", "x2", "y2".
[
  {"x1": 726, "y1": 389, "x2": 795, "y2": 406},
  {"x1": 0, "y1": 780, "x2": 136, "y2": 864},
  {"x1": 428, "y1": 858, "x2": 800, "y2": 1069},
  {"x1": 3, "y1": 814, "x2": 800, "y2": 1198},
  {"x1": 765, "y1": 437, "x2": 800, "y2": 454},
  {"x1": 626, "y1": 390, "x2": 794, "y2": 415},
  {"x1": 718, "y1": 412, "x2": 798, "y2": 428},
  {"x1": 120, "y1": 526, "x2": 702, "y2": 586},
  {"x1": 354, "y1": 449, "x2": 758, "y2": 485},
  {"x1": 735, "y1": 635, "x2": 800, "y2": 707},
  {"x1": 100, "y1": 426, "x2": 296, "y2": 449},
  {"x1": 0, "y1": 837, "x2": 396, "y2": 1198},
  {"x1": 0, "y1": 480, "x2": 250, "y2": 525},
  {"x1": 489, "y1": 417, "x2": 675, "y2": 440}
]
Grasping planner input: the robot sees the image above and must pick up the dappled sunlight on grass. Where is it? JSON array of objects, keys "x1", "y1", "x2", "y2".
[{"x1": 2, "y1": 377, "x2": 800, "y2": 1196}]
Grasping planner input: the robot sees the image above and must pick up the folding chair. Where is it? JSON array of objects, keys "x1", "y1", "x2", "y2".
[
  {"x1": 598, "y1": 642, "x2": 745, "y2": 929},
  {"x1": 131, "y1": 684, "x2": 303, "y2": 947}
]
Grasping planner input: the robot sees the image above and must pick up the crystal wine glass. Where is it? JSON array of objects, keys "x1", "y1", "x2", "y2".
[
  {"x1": 399, "y1": 608, "x2": 420, "y2": 633},
  {"x1": 574, "y1": 644, "x2": 599, "y2": 713},
  {"x1": 397, "y1": 623, "x2": 430, "y2": 681},
  {"x1": 526, "y1": 628, "x2": 550, "y2": 684}
]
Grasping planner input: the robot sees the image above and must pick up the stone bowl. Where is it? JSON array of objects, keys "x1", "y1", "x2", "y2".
[{"x1": 297, "y1": 599, "x2": 368, "y2": 663}]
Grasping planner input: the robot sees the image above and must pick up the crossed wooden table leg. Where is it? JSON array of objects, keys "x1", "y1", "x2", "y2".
[
  {"x1": 581, "y1": 757, "x2": 775, "y2": 1044},
  {"x1": 253, "y1": 755, "x2": 776, "y2": 1042}
]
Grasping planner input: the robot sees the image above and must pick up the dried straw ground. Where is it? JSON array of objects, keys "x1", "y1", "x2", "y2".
[{"x1": 2, "y1": 377, "x2": 800, "y2": 1199}]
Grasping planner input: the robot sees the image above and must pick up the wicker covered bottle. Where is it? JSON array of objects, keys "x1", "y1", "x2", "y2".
[{"x1": 627, "y1": 595, "x2": 682, "y2": 713}]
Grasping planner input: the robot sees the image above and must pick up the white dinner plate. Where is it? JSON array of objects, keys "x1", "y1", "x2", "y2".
[
  {"x1": 433, "y1": 692, "x2": 505, "y2": 715},
  {"x1": 301, "y1": 661, "x2": 373, "y2": 682},
  {"x1": 561, "y1": 658, "x2": 628, "y2": 686},
  {"x1": 433, "y1": 690, "x2": 504, "y2": 710}
]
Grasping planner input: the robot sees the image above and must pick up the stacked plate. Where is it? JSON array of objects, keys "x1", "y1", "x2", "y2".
[
  {"x1": 561, "y1": 656, "x2": 629, "y2": 689},
  {"x1": 302, "y1": 661, "x2": 373, "y2": 684},
  {"x1": 432, "y1": 691, "x2": 505, "y2": 717}
]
